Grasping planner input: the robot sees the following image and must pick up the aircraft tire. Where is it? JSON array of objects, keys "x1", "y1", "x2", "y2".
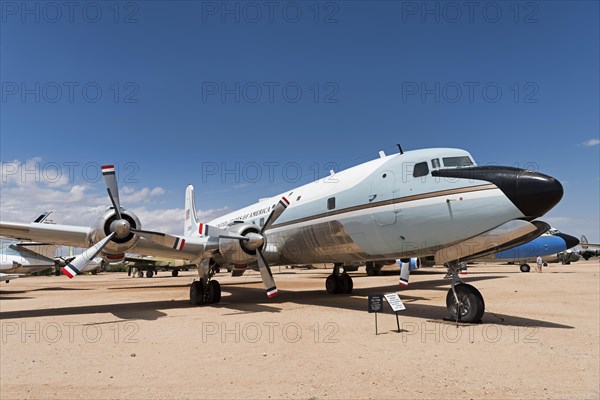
[
  {"x1": 341, "y1": 273, "x2": 353, "y2": 294},
  {"x1": 338, "y1": 275, "x2": 349, "y2": 293},
  {"x1": 147, "y1": 270, "x2": 154, "y2": 278},
  {"x1": 520, "y1": 264, "x2": 530, "y2": 273},
  {"x1": 446, "y1": 284, "x2": 485, "y2": 323},
  {"x1": 190, "y1": 280, "x2": 205, "y2": 305},
  {"x1": 326, "y1": 275, "x2": 339, "y2": 294},
  {"x1": 208, "y1": 280, "x2": 221, "y2": 304},
  {"x1": 172, "y1": 269, "x2": 179, "y2": 277}
]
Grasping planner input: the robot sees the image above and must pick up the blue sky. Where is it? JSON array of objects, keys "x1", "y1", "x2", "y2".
[{"x1": 1, "y1": 1, "x2": 599, "y2": 242}]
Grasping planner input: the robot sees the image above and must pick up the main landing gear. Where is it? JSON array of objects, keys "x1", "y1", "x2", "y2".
[
  {"x1": 520, "y1": 263, "x2": 531, "y2": 272},
  {"x1": 325, "y1": 263, "x2": 353, "y2": 294},
  {"x1": 445, "y1": 262, "x2": 485, "y2": 323},
  {"x1": 190, "y1": 258, "x2": 222, "y2": 305}
]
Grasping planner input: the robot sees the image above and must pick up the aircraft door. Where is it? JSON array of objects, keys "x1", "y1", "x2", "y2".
[{"x1": 369, "y1": 170, "x2": 397, "y2": 226}]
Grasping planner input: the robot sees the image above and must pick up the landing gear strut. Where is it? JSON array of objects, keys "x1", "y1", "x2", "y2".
[
  {"x1": 365, "y1": 261, "x2": 381, "y2": 276},
  {"x1": 325, "y1": 263, "x2": 353, "y2": 294},
  {"x1": 445, "y1": 262, "x2": 485, "y2": 323},
  {"x1": 190, "y1": 258, "x2": 221, "y2": 305}
]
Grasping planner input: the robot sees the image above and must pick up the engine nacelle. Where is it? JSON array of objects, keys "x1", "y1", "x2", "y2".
[
  {"x1": 218, "y1": 223, "x2": 262, "y2": 265},
  {"x1": 88, "y1": 208, "x2": 141, "y2": 258}
]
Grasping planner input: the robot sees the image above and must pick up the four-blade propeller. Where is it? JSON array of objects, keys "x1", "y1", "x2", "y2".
[
  {"x1": 135, "y1": 196, "x2": 290, "y2": 298},
  {"x1": 63, "y1": 165, "x2": 134, "y2": 278}
]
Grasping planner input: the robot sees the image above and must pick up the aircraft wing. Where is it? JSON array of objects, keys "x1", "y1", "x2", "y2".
[
  {"x1": 0, "y1": 222, "x2": 90, "y2": 248},
  {"x1": 581, "y1": 243, "x2": 600, "y2": 248},
  {"x1": 1, "y1": 222, "x2": 206, "y2": 261},
  {"x1": 129, "y1": 236, "x2": 208, "y2": 260}
]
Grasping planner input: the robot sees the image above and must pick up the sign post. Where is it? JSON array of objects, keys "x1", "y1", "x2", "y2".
[
  {"x1": 368, "y1": 295, "x2": 384, "y2": 335},
  {"x1": 384, "y1": 293, "x2": 406, "y2": 333}
]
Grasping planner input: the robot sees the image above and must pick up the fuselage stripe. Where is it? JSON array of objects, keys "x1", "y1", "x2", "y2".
[{"x1": 270, "y1": 184, "x2": 497, "y2": 230}]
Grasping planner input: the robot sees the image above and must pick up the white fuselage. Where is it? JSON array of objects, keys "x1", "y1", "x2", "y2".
[{"x1": 201, "y1": 149, "x2": 526, "y2": 265}]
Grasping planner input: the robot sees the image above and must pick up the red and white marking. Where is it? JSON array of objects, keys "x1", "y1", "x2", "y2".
[
  {"x1": 101, "y1": 165, "x2": 115, "y2": 174},
  {"x1": 62, "y1": 266, "x2": 78, "y2": 279},
  {"x1": 199, "y1": 223, "x2": 208, "y2": 236}
]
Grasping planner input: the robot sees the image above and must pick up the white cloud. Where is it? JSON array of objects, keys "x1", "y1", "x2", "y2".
[
  {"x1": 120, "y1": 186, "x2": 166, "y2": 204},
  {"x1": 1, "y1": 159, "x2": 229, "y2": 236},
  {"x1": 582, "y1": 138, "x2": 600, "y2": 147}
]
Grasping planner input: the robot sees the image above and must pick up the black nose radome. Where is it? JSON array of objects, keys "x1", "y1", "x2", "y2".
[
  {"x1": 555, "y1": 233, "x2": 580, "y2": 250},
  {"x1": 431, "y1": 166, "x2": 563, "y2": 219}
]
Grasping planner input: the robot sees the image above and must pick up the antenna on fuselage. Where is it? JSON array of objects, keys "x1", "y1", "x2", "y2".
[{"x1": 396, "y1": 144, "x2": 404, "y2": 154}]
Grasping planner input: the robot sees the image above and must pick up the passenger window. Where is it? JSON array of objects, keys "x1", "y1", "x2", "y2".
[
  {"x1": 296, "y1": 196, "x2": 301, "y2": 201},
  {"x1": 413, "y1": 162, "x2": 429, "y2": 178},
  {"x1": 327, "y1": 197, "x2": 336, "y2": 210},
  {"x1": 431, "y1": 158, "x2": 440, "y2": 169},
  {"x1": 260, "y1": 218, "x2": 264, "y2": 226}
]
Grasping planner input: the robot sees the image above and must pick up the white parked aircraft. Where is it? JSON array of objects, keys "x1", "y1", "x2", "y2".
[
  {"x1": 1, "y1": 273, "x2": 21, "y2": 282},
  {"x1": 0, "y1": 242, "x2": 56, "y2": 276},
  {"x1": 0, "y1": 241, "x2": 105, "y2": 278},
  {"x1": 0, "y1": 148, "x2": 563, "y2": 322}
]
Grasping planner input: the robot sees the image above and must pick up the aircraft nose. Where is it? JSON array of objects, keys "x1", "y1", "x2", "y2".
[
  {"x1": 501, "y1": 169, "x2": 564, "y2": 219},
  {"x1": 555, "y1": 233, "x2": 580, "y2": 249},
  {"x1": 431, "y1": 166, "x2": 563, "y2": 219}
]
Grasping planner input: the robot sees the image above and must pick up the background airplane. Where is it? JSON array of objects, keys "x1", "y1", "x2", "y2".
[
  {"x1": 485, "y1": 228, "x2": 580, "y2": 272},
  {"x1": 0, "y1": 241, "x2": 106, "y2": 277},
  {"x1": 0, "y1": 147, "x2": 564, "y2": 323},
  {"x1": 387, "y1": 228, "x2": 580, "y2": 279},
  {"x1": 0, "y1": 272, "x2": 20, "y2": 283},
  {"x1": 578, "y1": 235, "x2": 600, "y2": 260},
  {"x1": 0, "y1": 242, "x2": 57, "y2": 275},
  {"x1": 123, "y1": 255, "x2": 195, "y2": 278}
]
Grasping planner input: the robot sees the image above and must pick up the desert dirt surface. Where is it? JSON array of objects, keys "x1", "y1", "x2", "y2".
[{"x1": 1, "y1": 260, "x2": 599, "y2": 400}]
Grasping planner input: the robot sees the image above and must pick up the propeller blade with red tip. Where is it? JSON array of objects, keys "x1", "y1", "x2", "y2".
[
  {"x1": 62, "y1": 233, "x2": 115, "y2": 278},
  {"x1": 260, "y1": 197, "x2": 290, "y2": 234},
  {"x1": 102, "y1": 165, "x2": 122, "y2": 219}
]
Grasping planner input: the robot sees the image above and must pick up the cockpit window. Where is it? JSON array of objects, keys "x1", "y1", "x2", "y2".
[
  {"x1": 413, "y1": 162, "x2": 429, "y2": 178},
  {"x1": 443, "y1": 156, "x2": 473, "y2": 167},
  {"x1": 431, "y1": 158, "x2": 440, "y2": 169}
]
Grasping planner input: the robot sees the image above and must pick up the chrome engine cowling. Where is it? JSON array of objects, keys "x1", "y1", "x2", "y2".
[
  {"x1": 218, "y1": 223, "x2": 263, "y2": 265},
  {"x1": 88, "y1": 208, "x2": 141, "y2": 257}
]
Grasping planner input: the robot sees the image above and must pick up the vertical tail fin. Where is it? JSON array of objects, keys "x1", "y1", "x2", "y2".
[
  {"x1": 580, "y1": 235, "x2": 588, "y2": 249},
  {"x1": 184, "y1": 185, "x2": 200, "y2": 237}
]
